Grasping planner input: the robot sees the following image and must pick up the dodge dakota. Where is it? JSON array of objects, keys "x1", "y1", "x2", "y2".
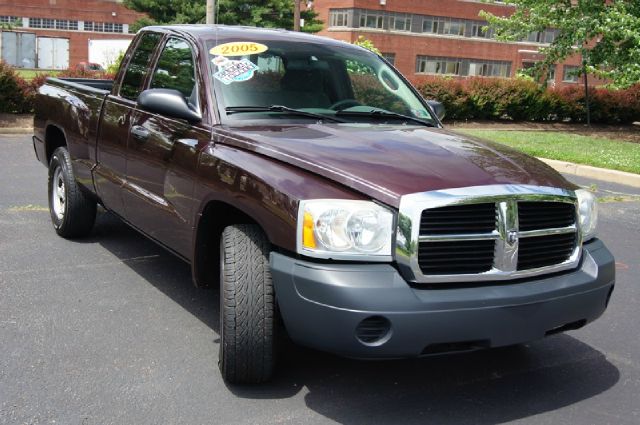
[{"x1": 33, "y1": 25, "x2": 615, "y2": 384}]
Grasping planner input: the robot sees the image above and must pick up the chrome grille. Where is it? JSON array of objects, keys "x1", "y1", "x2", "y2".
[
  {"x1": 518, "y1": 201, "x2": 576, "y2": 231},
  {"x1": 420, "y1": 203, "x2": 496, "y2": 234},
  {"x1": 418, "y1": 239, "x2": 495, "y2": 274},
  {"x1": 396, "y1": 185, "x2": 582, "y2": 284},
  {"x1": 518, "y1": 232, "x2": 577, "y2": 270}
]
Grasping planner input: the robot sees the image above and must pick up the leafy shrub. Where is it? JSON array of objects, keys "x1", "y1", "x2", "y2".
[
  {"x1": 417, "y1": 76, "x2": 640, "y2": 124},
  {"x1": 0, "y1": 61, "x2": 31, "y2": 113},
  {"x1": 57, "y1": 68, "x2": 115, "y2": 80},
  {"x1": 416, "y1": 76, "x2": 473, "y2": 120},
  {"x1": 0, "y1": 62, "x2": 117, "y2": 114},
  {"x1": 106, "y1": 51, "x2": 125, "y2": 75},
  {"x1": 350, "y1": 73, "x2": 410, "y2": 115}
]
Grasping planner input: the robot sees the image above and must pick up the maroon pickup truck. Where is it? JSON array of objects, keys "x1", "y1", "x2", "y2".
[{"x1": 33, "y1": 25, "x2": 614, "y2": 384}]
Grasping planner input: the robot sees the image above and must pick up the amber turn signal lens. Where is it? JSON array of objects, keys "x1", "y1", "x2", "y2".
[{"x1": 302, "y1": 211, "x2": 317, "y2": 249}]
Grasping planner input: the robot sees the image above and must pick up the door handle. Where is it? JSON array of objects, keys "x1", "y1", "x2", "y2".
[{"x1": 131, "y1": 125, "x2": 149, "y2": 141}]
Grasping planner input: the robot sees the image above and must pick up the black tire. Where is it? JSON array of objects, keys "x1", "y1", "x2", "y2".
[
  {"x1": 48, "y1": 147, "x2": 97, "y2": 238},
  {"x1": 219, "y1": 224, "x2": 276, "y2": 384}
]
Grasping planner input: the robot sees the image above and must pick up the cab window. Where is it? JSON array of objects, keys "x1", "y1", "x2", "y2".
[
  {"x1": 150, "y1": 37, "x2": 197, "y2": 104},
  {"x1": 120, "y1": 32, "x2": 162, "y2": 101}
]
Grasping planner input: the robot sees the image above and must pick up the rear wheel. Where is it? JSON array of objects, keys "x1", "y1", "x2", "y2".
[
  {"x1": 48, "y1": 147, "x2": 97, "y2": 238},
  {"x1": 218, "y1": 224, "x2": 276, "y2": 384}
]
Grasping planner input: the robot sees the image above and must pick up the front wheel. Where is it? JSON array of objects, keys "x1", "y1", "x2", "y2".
[
  {"x1": 219, "y1": 224, "x2": 276, "y2": 384},
  {"x1": 48, "y1": 147, "x2": 97, "y2": 238}
]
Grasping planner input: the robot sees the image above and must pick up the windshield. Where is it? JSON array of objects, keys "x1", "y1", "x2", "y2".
[{"x1": 206, "y1": 38, "x2": 435, "y2": 125}]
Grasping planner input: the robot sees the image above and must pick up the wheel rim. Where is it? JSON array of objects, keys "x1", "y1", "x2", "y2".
[{"x1": 51, "y1": 166, "x2": 66, "y2": 220}]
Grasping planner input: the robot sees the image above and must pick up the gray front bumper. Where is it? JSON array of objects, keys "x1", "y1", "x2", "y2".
[{"x1": 270, "y1": 239, "x2": 615, "y2": 358}]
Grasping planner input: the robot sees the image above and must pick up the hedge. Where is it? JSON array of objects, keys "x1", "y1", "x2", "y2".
[
  {"x1": 416, "y1": 76, "x2": 640, "y2": 124},
  {"x1": 0, "y1": 61, "x2": 114, "y2": 114},
  {"x1": 0, "y1": 61, "x2": 33, "y2": 114}
]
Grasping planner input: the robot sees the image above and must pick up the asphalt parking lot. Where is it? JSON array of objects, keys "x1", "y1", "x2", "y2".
[{"x1": 1, "y1": 133, "x2": 639, "y2": 425}]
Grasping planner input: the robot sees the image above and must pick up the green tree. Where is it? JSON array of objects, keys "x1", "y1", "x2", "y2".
[
  {"x1": 125, "y1": 0, "x2": 323, "y2": 33},
  {"x1": 0, "y1": 18, "x2": 22, "y2": 30},
  {"x1": 352, "y1": 35, "x2": 381, "y2": 55},
  {"x1": 105, "y1": 51, "x2": 125, "y2": 75},
  {"x1": 481, "y1": 1, "x2": 640, "y2": 88}
]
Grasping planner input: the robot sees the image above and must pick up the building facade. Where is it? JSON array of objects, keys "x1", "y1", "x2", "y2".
[
  {"x1": 0, "y1": 0, "x2": 145, "y2": 69},
  {"x1": 314, "y1": 0, "x2": 588, "y2": 87}
]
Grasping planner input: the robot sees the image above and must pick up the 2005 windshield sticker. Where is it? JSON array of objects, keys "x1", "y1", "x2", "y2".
[{"x1": 210, "y1": 42, "x2": 268, "y2": 85}]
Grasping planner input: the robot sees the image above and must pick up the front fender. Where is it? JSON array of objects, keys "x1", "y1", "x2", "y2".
[{"x1": 193, "y1": 143, "x2": 364, "y2": 252}]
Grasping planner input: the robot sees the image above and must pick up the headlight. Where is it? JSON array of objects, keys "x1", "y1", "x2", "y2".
[
  {"x1": 575, "y1": 189, "x2": 598, "y2": 242},
  {"x1": 297, "y1": 199, "x2": 394, "y2": 261}
]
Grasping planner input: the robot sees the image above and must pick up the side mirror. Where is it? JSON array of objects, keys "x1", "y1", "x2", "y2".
[
  {"x1": 137, "y1": 88, "x2": 202, "y2": 123},
  {"x1": 426, "y1": 100, "x2": 446, "y2": 121}
]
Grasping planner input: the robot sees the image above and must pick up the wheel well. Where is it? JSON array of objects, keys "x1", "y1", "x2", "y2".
[
  {"x1": 45, "y1": 126, "x2": 66, "y2": 164},
  {"x1": 193, "y1": 201, "x2": 260, "y2": 288}
]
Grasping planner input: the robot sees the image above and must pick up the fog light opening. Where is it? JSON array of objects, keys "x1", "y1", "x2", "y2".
[
  {"x1": 545, "y1": 319, "x2": 587, "y2": 336},
  {"x1": 355, "y1": 316, "x2": 392, "y2": 346}
]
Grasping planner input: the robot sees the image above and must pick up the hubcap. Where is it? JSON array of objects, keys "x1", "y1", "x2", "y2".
[{"x1": 52, "y1": 166, "x2": 66, "y2": 220}]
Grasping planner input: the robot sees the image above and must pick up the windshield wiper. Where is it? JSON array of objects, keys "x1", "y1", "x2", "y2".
[
  {"x1": 336, "y1": 110, "x2": 436, "y2": 127},
  {"x1": 225, "y1": 105, "x2": 345, "y2": 123}
]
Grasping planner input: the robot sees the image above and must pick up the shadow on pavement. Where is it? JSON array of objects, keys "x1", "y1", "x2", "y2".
[
  {"x1": 80, "y1": 211, "x2": 619, "y2": 425},
  {"x1": 79, "y1": 211, "x2": 220, "y2": 334},
  {"x1": 235, "y1": 336, "x2": 619, "y2": 425}
]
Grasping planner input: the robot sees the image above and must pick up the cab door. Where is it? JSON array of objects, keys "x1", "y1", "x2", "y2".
[
  {"x1": 123, "y1": 37, "x2": 208, "y2": 258},
  {"x1": 94, "y1": 32, "x2": 162, "y2": 216}
]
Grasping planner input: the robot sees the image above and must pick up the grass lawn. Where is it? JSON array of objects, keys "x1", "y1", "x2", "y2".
[
  {"x1": 15, "y1": 69, "x2": 61, "y2": 81},
  {"x1": 457, "y1": 130, "x2": 640, "y2": 175}
]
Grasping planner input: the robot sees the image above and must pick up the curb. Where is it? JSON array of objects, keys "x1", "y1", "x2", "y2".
[
  {"x1": 539, "y1": 158, "x2": 640, "y2": 188},
  {"x1": 0, "y1": 127, "x2": 34, "y2": 134}
]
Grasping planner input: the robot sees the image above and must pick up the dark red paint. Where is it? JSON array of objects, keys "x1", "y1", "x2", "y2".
[{"x1": 32, "y1": 25, "x2": 574, "y2": 280}]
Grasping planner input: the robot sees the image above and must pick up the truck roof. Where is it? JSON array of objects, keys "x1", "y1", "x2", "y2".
[{"x1": 142, "y1": 24, "x2": 353, "y2": 49}]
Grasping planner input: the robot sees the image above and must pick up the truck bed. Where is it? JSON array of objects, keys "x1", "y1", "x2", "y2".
[
  {"x1": 32, "y1": 77, "x2": 114, "y2": 195},
  {"x1": 52, "y1": 77, "x2": 114, "y2": 92}
]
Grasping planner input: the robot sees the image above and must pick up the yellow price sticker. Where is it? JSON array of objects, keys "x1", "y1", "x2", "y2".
[{"x1": 210, "y1": 42, "x2": 268, "y2": 57}]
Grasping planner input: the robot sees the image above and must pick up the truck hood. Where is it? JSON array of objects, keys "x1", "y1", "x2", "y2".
[{"x1": 218, "y1": 123, "x2": 572, "y2": 208}]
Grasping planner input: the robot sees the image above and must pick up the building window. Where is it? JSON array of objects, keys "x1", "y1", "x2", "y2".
[
  {"x1": 422, "y1": 17, "x2": 440, "y2": 34},
  {"x1": 470, "y1": 21, "x2": 492, "y2": 38},
  {"x1": 563, "y1": 65, "x2": 580, "y2": 83},
  {"x1": 390, "y1": 13, "x2": 411, "y2": 32},
  {"x1": 468, "y1": 60, "x2": 511, "y2": 77},
  {"x1": 336, "y1": 7, "x2": 561, "y2": 45},
  {"x1": 422, "y1": 16, "x2": 466, "y2": 37},
  {"x1": 382, "y1": 52, "x2": 396, "y2": 65},
  {"x1": 54, "y1": 20, "x2": 78, "y2": 30},
  {"x1": 359, "y1": 10, "x2": 384, "y2": 29},
  {"x1": 28, "y1": 18, "x2": 78, "y2": 30},
  {"x1": 417, "y1": 55, "x2": 511, "y2": 77},
  {"x1": 416, "y1": 56, "x2": 462, "y2": 75},
  {"x1": 547, "y1": 65, "x2": 556, "y2": 83},
  {"x1": 443, "y1": 20, "x2": 465, "y2": 36},
  {"x1": 0, "y1": 16, "x2": 19, "y2": 24},
  {"x1": 329, "y1": 9, "x2": 349, "y2": 27},
  {"x1": 526, "y1": 29, "x2": 558, "y2": 44},
  {"x1": 85, "y1": 21, "x2": 124, "y2": 33}
]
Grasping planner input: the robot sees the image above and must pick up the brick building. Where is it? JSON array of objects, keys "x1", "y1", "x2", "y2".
[
  {"x1": 314, "y1": 0, "x2": 590, "y2": 87},
  {"x1": 0, "y1": 0, "x2": 145, "y2": 69}
]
